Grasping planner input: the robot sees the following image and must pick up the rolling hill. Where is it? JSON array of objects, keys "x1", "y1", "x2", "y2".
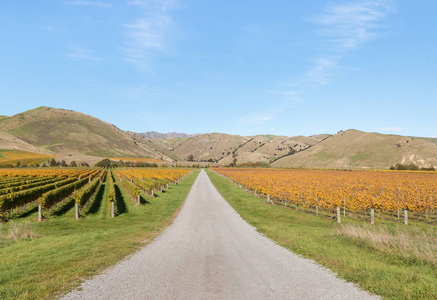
[
  {"x1": 1, "y1": 107, "x2": 436, "y2": 168},
  {"x1": 140, "y1": 131, "x2": 201, "y2": 139},
  {"x1": 170, "y1": 133, "x2": 250, "y2": 162},
  {"x1": 0, "y1": 107, "x2": 175, "y2": 164},
  {"x1": 272, "y1": 129, "x2": 437, "y2": 169}
]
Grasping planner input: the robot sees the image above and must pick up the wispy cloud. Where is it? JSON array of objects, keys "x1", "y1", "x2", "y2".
[
  {"x1": 66, "y1": 42, "x2": 100, "y2": 61},
  {"x1": 310, "y1": 0, "x2": 395, "y2": 50},
  {"x1": 264, "y1": 90, "x2": 303, "y2": 104},
  {"x1": 305, "y1": 56, "x2": 340, "y2": 85},
  {"x1": 378, "y1": 127, "x2": 404, "y2": 132},
  {"x1": 305, "y1": 0, "x2": 395, "y2": 85},
  {"x1": 64, "y1": 0, "x2": 112, "y2": 8},
  {"x1": 237, "y1": 113, "x2": 274, "y2": 125},
  {"x1": 127, "y1": 0, "x2": 178, "y2": 11},
  {"x1": 122, "y1": 1, "x2": 177, "y2": 70}
]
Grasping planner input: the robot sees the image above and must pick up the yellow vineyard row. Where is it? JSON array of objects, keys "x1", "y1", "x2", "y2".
[{"x1": 212, "y1": 168, "x2": 437, "y2": 212}]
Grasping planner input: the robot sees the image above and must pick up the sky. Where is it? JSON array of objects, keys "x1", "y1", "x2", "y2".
[{"x1": 1, "y1": 0, "x2": 436, "y2": 137}]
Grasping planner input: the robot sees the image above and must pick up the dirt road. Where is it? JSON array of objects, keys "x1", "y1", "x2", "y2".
[{"x1": 63, "y1": 170, "x2": 379, "y2": 299}]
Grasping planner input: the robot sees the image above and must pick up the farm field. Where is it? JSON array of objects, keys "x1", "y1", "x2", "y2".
[
  {"x1": 0, "y1": 167, "x2": 198, "y2": 299},
  {"x1": 0, "y1": 150, "x2": 54, "y2": 167},
  {"x1": 206, "y1": 169, "x2": 437, "y2": 299},
  {"x1": 212, "y1": 167, "x2": 437, "y2": 224}
]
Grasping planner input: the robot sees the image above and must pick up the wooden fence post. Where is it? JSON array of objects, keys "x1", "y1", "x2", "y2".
[
  {"x1": 337, "y1": 207, "x2": 341, "y2": 223},
  {"x1": 38, "y1": 204, "x2": 42, "y2": 222},
  {"x1": 111, "y1": 202, "x2": 115, "y2": 218},
  {"x1": 137, "y1": 195, "x2": 140, "y2": 205},
  {"x1": 404, "y1": 209, "x2": 408, "y2": 225},
  {"x1": 371, "y1": 208, "x2": 374, "y2": 225},
  {"x1": 343, "y1": 198, "x2": 346, "y2": 217},
  {"x1": 75, "y1": 203, "x2": 79, "y2": 219}
]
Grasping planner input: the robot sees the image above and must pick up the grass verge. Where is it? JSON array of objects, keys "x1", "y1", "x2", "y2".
[
  {"x1": 0, "y1": 170, "x2": 199, "y2": 300},
  {"x1": 207, "y1": 169, "x2": 437, "y2": 300}
]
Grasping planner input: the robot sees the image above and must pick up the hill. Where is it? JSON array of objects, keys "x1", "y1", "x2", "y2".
[
  {"x1": 140, "y1": 131, "x2": 201, "y2": 139},
  {"x1": 1, "y1": 107, "x2": 436, "y2": 169},
  {"x1": 217, "y1": 134, "x2": 329, "y2": 165},
  {"x1": 0, "y1": 107, "x2": 174, "y2": 163},
  {"x1": 272, "y1": 129, "x2": 437, "y2": 169},
  {"x1": 170, "y1": 133, "x2": 250, "y2": 162}
]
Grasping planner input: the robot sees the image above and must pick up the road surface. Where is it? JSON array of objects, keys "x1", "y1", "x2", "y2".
[{"x1": 63, "y1": 169, "x2": 379, "y2": 299}]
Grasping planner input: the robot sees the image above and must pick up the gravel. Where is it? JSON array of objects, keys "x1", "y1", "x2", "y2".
[{"x1": 62, "y1": 169, "x2": 380, "y2": 300}]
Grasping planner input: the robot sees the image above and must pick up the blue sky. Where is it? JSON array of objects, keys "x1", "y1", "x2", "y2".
[{"x1": 1, "y1": 0, "x2": 436, "y2": 137}]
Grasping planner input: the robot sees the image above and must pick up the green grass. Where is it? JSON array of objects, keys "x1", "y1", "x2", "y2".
[
  {"x1": 313, "y1": 151, "x2": 337, "y2": 161},
  {"x1": 206, "y1": 170, "x2": 437, "y2": 300},
  {"x1": 349, "y1": 152, "x2": 371, "y2": 162},
  {"x1": 0, "y1": 170, "x2": 199, "y2": 300}
]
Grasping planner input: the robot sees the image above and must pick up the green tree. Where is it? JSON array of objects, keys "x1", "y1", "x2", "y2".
[
  {"x1": 95, "y1": 158, "x2": 111, "y2": 168},
  {"x1": 50, "y1": 158, "x2": 57, "y2": 167}
]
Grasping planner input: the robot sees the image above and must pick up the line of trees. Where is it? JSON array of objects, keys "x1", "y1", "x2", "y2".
[{"x1": 390, "y1": 163, "x2": 435, "y2": 171}]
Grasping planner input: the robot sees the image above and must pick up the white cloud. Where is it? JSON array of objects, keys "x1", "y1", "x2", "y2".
[
  {"x1": 66, "y1": 42, "x2": 100, "y2": 61},
  {"x1": 122, "y1": 1, "x2": 177, "y2": 70},
  {"x1": 125, "y1": 16, "x2": 171, "y2": 50},
  {"x1": 305, "y1": 56, "x2": 340, "y2": 85},
  {"x1": 305, "y1": 0, "x2": 395, "y2": 85},
  {"x1": 264, "y1": 90, "x2": 303, "y2": 104},
  {"x1": 64, "y1": 0, "x2": 112, "y2": 8},
  {"x1": 310, "y1": 0, "x2": 395, "y2": 50},
  {"x1": 127, "y1": 0, "x2": 177, "y2": 11},
  {"x1": 378, "y1": 127, "x2": 403, "y2": 132},
  {"x1": 237, "y1": 113, "x2": 274, "y2": 125}
]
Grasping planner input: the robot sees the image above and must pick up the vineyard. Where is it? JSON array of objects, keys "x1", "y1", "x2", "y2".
[
  {"x1": 212, "y1": 168, "x2": 437, "y2": 224},
  {"x1": 0, "y1": 167, "x2": 192, "y2": 221},
  {"x1": 0, "y1": 150, "x2": 55, "y2": 167}
]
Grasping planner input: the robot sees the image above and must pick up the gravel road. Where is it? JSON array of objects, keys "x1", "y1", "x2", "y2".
[{"x1": 62, "y1": 169, "x2": 379, "y2": 300}]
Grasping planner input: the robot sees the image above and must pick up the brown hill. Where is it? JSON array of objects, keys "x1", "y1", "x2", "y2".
[
  {"x1": 272, "y1": 129, "x2": 437, "y2": 169},
  {"x1": 1, "y1": 107, "x2": 435, "y2": 169},
  {"x1": 0, "y1": 107, "x2": 174, "y2": 162},
  {"x1": 140, "y1": 131, "x2": 201, "y2": 139},
  {"x1": 171, "y1": 133, "x2": 249, "y2": 162},
  {"x1": 217, "y1": 135, "x2": 328, "y2": 165}
]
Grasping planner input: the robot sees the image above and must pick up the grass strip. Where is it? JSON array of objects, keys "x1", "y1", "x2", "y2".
[
  {"x1": 207, "y1": 169, "x2": 437, "y2": 300},
  {"x1": 0, "y1": 170, "x2": 199, "y2": 300}
]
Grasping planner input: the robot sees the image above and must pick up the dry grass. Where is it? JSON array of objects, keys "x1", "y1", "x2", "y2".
[
  {"x1": 338, "y1": 224, "x2": 437, "y2": 267},
  {"x1": 0, "y1": 221, "x2": 39, "y2": 241},
  {"x1": 110, "y1": 157, "x2": 165, "y2": 163}
]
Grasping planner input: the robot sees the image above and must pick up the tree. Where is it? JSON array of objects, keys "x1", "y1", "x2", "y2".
[
  {"x1": 70, "y1": 161, "x2": 77, "y2": 167},
  {"x1": 50, "y1": 158, "x2": 57, "y2": 167},
  {"x1": 187, "y1": 154, "x2": 195, "y2": 162},
  {"x1": 95, "y1": 158, "x2": 111, "y2": 168}
]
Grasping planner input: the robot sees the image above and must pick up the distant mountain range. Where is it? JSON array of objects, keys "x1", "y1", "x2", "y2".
[{"x1": 1, "y1": 106, "x2": 436, "y2": 169}]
